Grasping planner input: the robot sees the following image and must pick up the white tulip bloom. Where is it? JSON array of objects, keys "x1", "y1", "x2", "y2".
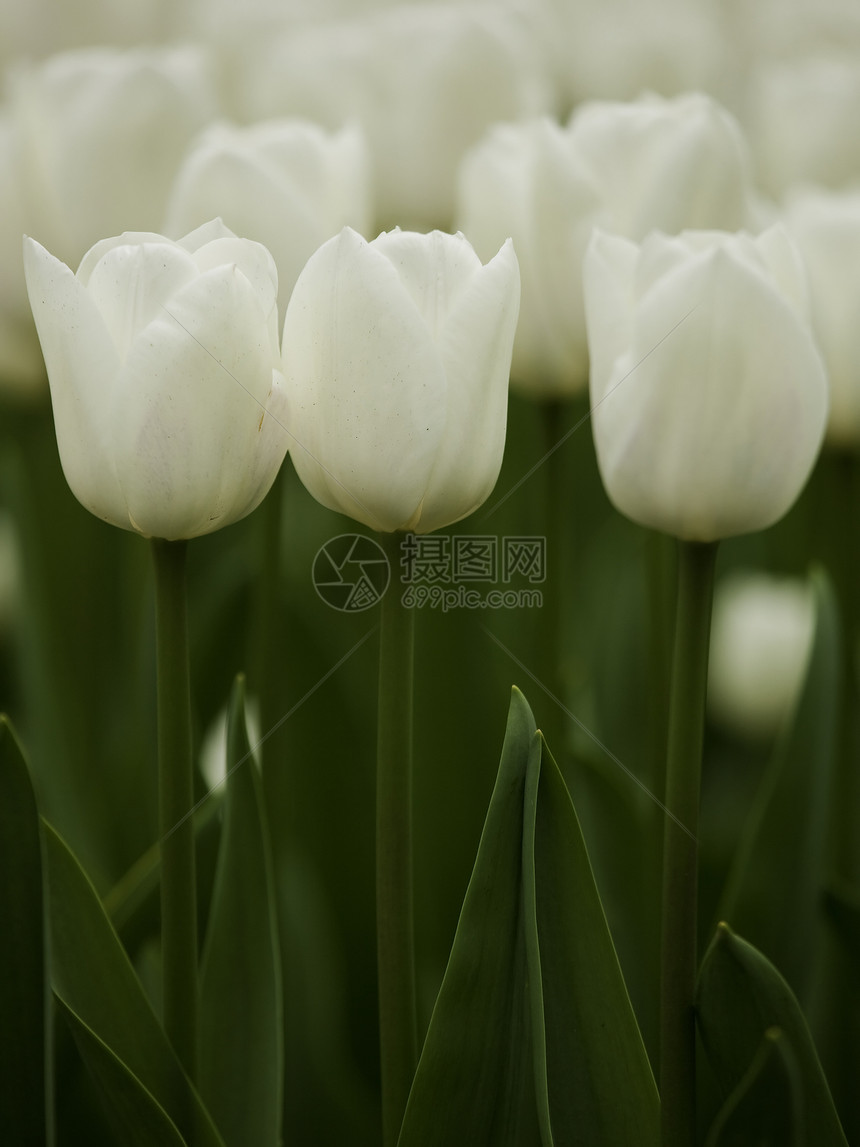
[
  {"x1": 237, "y1": 4, "x2": 552, "y2": 231},
  {"x1": 23, "y1": 220, "x2": 288, "y2": 541},
  {"x1": 583, "y1": 225, "x2": 828, "y2": 541},
  {"x1": 457, "y1": 93, "x2": 755, "y2": 399},
  {"x1": 457, "y1": 117, "x2": 601, "y2": 396},
  {"x1": 567, "y1": 91, "x2": 756, "y2": 240},
  {"x1": 784, "y1": 187, "x2": 860, "y2": 446},
  {"x1": 164, "y1": 119, "x2": 373, "y2": 321},
  {"x1": 708, "y1": 572, "x2": 815, "y2": 740},
  {"x1": 0, "y1": 46, "x2": 215, "y2": 392},
  {"x1": 282, "y1": 227, "x2": 520, "y2": 535}
]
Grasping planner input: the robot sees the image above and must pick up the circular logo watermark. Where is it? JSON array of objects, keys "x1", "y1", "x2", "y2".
[{"x1": 312, "y1": 534, "x2": 390, "y2": 612}]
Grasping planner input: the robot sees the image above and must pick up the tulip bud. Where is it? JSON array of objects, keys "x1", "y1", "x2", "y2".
[
  {"x1": 583, "y1": 225, "x2": 828, "y2": 541},
  {"x1": 164, "y1": 118, "x2": 373, "y2": 322},
  {"x1": 282, "y1": 226, "x2": 520, "y2": 535},
  {"x1": 23, "y1": 220, "x2": 288, "y2": 540},
  {"x1": 567, "y1": 91, "x2": 756, "y2": 240},
  {"x1": 784, "y1": 187, "x2": 860, "y2": 446},
  {"x1": 237, "y1": 4, "x2": 552, "y2": 232},
  {"x1": 456, "y1": 117, "x2": 601, "y2": 396},
  {"x1": 708, "y1": 572, "x2": 815, "y2": 740},
  {"x1": 0, "y1": 46, "x2": 215, "y2": 392}
]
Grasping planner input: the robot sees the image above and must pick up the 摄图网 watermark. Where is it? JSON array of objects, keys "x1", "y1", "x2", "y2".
[{"x1": 312, "y1": 533, "x2": 545, "y2": 613}]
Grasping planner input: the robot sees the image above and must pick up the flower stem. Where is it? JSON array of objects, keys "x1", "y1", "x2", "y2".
[
  {"x1": 152, "y1": 538, "x2": 198, "y2": 1081},
  {"x1": 376, "y1": 530, "x2": 417, "y2": 1145},
  {"x1": 540, "y1": 398, "x2": 567, "y2": 760},
  {"x1": 659, "y1": 539, "x2": 717, "y2": 1147}
]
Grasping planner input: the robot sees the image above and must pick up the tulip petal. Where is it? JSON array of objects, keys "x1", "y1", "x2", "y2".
[
  {"x1": 418, "y1": 238, "x2": 520, "y2": 534},
  {"x1": 83, "y1": 241, "x2": 199, "y2": 362},
  {"x1": 112, "y1": 262, "x2": 288, "y2": 539},
  {"x1": 283, "y1": 227, "x2": 447, "y2": 532},
  {"x1": 23, "y1": 237, "x2": 128, "y2": 527}
]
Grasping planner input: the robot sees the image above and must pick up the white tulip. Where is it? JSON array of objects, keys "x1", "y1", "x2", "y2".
[
  {"x1": 567, "y1": 91, "x2": 756, "y2": 240},
  {"x1": 784, "y1": 187, "x2": 860, "y2": 446},
  {"x1": 456, "y1": 93, "x2": 754, "y2": 399},
  {"x1": 708, "y1": 572, "x2": 815, "y2": 739},
  {"x1": 0, "y1": 46, "x2": 215, "y2": 392},
  {"x1": 236, "y1": 4, "x2": 552, "y2": 231},
  {"x1": 23, "y1": 220, "x2": 288, "y2": 541},
  {"x1": 583, "y1": 225, "x2": 828, "y2": 541},
  {"x1": 164, "y1": 119, "x2": 373, "y2": 321},
  {"x1": 456, "y1": 117, "x2": 601, "y2": 396},
  {"x1": 282, "y1": 227, "x2": 520, "y2": 535}
]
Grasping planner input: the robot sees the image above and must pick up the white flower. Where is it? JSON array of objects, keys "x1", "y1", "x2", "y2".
[
  {"x1": 0, "y1": 46, "x2": 215, "y2": 392},
  {"x1": 164, "y1": 118, "x2": 372, "y2": 321},
  {"x1": 236, "y1": 4, "x2": 552, "y2": 231},
  {"x1": 567, "y1": 91, "x2": 755, "y2": 240},
  {"x1": 23, "y1": 220, "x2": 288, "y2": 540},
  {"x1": 456, "y1": 117, "x2": 600, "y2": 396},
  {"x1": 583, "y1": 225, "x2": 828, "y2": 541},
  {"x1": 282, "y1": 226, "x2": 520, "y2": 535},
  {"x1": 708, "y1": 572, "x2": 815, "y2": 739},
  {"x1": 784, "y1": 187, "x2": 860, "y2": 446}
]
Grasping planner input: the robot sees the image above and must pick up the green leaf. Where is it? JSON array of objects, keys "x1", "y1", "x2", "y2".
[
  {"x1": 43, "y1": 819, "x2": 225, "y2": 1147},
  {"x1": 0, "y1": 716, "x2": 51, "y2": 1146},
  {"x1": 716, "y1": 569, "x2": 840, "y2": 1001},
  {"x1": 705, "y1": 1027, "x2": 803, "y2": 1147},
  {"x1": 199, "y1": 676, "x2": 283, "y2": 1147},
  {"x1": 696, "y1": 923, "x2": 848, "y2": 1146},
  {"x1": 397, "y1": 686, "x2": 543, "y2": 1147},
  {"x1": 523, "y1": 732, "x2": 660, "y2": 1147},
  {"x1": 56, "y1": 998, "x2": 186, "y2": 1147}
]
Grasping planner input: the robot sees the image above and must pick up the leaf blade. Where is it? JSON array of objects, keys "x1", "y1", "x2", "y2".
[
  {"x1": 0, "y1": 717, "x2": 51, "y2": 1146},
  {"x1": 199, "y1": 676, "x2": 283, "y2": 1147},
  {"x1": 524, "y1": 733, "x2": 661, "y2": 1147},
  {"x1": 696, "y1": 923, "x2": 848, "y2": 1146},
  {"x1": 397, "y1": 686, "x2": 543, "y2": 1147}
]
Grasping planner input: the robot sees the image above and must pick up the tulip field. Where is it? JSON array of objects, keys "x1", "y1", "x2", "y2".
[{"x1": 1, "y1": 1, "x2": 859, "y2": 1145}]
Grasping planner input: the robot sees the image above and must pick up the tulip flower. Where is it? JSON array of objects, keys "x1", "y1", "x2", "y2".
[
  {"x1": 457, "y1": 117, "x2": 600, "y2": 396},
  {"x1": 23, "y1": 219, "x2": 289, "y2": 540},
  {"x1": 0, "y1": 45, "x2": 215, "y2": 391},
  {"x1": 567, "y1": 91, "x2": 755, "y2": 240},
  {"x1": 784, "y1": 187, "x2": 860, "y2": 446},
  {"x1": 164, "y1": 118, "x2": 373, "y2": 321},
  {"x1": 282, "y1": 226, "x2": 520, "y2": 535},
  {"x1": 708, "y1": 571, "x2": 814, "y2": 739},
  {"x1": 457, "y1": 94, "x2": 755, "y2": 399},
  {"x1": 236, "y1": 4, "x2": 551, "y2": 231},
  {"x1": 583, "y1": 225, "x2": 828, "y2": 542}
]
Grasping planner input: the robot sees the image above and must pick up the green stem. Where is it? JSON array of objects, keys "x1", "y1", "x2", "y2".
[
  {"x1": 152, "y1": 538, "x2": 198, "y2": 1081},
  {"x1": 659, "y1": 539, "x2": 718, "y2": 1147},
  {"x1": 254, "y1": 464, "x2": 286, "y2": 782},
  {"x1": 376, "y1": 530, "x2": 418, "y2": 1145},
  {"x1": 540, "y1": 399, "x2": 566, "y2": 759}
]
